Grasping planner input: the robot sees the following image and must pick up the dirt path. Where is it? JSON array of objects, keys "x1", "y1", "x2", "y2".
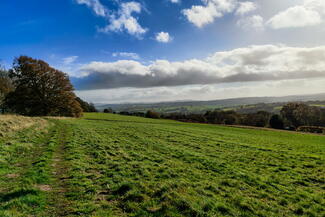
[{"x1": 46, "y1": 123, "x2": 74, "y2": 216}]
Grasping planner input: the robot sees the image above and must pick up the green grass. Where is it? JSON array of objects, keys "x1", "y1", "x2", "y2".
[
  {"x1": 310, "y1": 104, "x2": 325, "y2": 107},
  {"x1": 1, "y1": 113, "x2": 324, "y2": 216},
  {"x1": 0, "y1": 119, "x2": 59, "y2": 216}
]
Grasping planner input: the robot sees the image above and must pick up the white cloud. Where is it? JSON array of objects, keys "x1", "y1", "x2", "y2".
[
  {"x1": 76, "y1": 0, "x2": 147, "y2": 37},
  {"x1": 236, "y1": 2, "x2": 257, "y2": 15},
  {"x1": 99, "y1": 2, "x2": 147, "y2": 36},
  {"x1": 237, "y1": 15, "x2": 264, "y2": 30},
  {"x1": 182, "y1": 0, "x2": 237, "y2": 28},
  {"x1": 74, "y1": 45, "x2": 325, "y2": 90},
  {"x1": 112, "y1": 52, "x2": 140, "y2": 60},
  {"x1": 63, "y1": 56, "x2": 79, "y2": 65},
  {"x1": 268, "y1": 6, "x2": 321, "y2": 29},
  {"x1": 268, "y1": 0, "x2": 325, "y2": 29},
  {"x1": 81, "y1": 60, "x2": 149, "y2": 76},
  {"x1": 182, "y1": 0, "x2": 259, "y2": 28},
  {"x1": 169, "y1": 0, "x2": 180, "y2": 3},
  {"x1": 155, "y1": 32, "x2": 172, "y2": 43},
  {"x1": 182, "y1": 3, "x2": 221, "y2": 28},
  {"x1": 75, "y1": 0, "x2": 107, "y2": 17}
]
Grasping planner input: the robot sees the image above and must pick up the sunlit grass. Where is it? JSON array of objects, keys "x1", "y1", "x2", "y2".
[{"x1": 0, "y1": 113, "x2": 324, "y2": 216}]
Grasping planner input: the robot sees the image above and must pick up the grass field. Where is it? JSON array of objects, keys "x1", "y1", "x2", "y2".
[{"x1": 0, "y1": 113, "x2": 324, "y2": 216}]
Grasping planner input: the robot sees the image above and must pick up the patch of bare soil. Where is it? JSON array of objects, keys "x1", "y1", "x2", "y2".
[
  {"x1": 35, "y1": 184, "x2": 52, "y2": 192},
  {"x1": 6, "y1": 173, "x2": 20, "y2": 178}
]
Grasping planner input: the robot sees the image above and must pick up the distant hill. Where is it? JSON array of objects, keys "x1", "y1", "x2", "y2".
[{"x1": 96, "y1": 93, "x2": 325, "y2": 114}]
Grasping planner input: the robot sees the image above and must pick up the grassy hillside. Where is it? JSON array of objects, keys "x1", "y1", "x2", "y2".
[{"x1": 0, "y1": 113, "x2": 324, "y2": 216}]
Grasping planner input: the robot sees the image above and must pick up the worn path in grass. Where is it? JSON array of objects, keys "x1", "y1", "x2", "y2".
[
  {"x1": 0, "y1": 119, "x2": 58, "y2": 216},
  {"x1": 46, "y1": 122, "x2": 74, "y2": 216},
  {"x1": 1, "y1": 120, "x2": 73, "y2": 216}
]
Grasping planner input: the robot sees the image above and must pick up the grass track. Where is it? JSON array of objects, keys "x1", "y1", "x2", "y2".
[{"x1": 0, "y1": 113, "x2": 324, "y2": 216}]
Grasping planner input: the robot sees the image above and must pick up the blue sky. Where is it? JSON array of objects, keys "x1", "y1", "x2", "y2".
[
  {"x1": 1, "y1": 0, "x2": 325, "y2": 103},
  {"x1": 1, "y1": 0, "x2": 240, "y2": 63}
]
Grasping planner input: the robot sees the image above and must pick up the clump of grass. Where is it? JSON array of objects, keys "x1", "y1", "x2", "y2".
[{"x1": 0, "y1": 115, "x2": 49, "y2": 136}]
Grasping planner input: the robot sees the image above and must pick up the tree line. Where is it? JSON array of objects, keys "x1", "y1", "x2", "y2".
[
  {"x1": 117, "y1": 103, "x2": 325, "y2": 134},
  {"x1": 0, "y1": 56, "x2": 97, "y2": 117}
]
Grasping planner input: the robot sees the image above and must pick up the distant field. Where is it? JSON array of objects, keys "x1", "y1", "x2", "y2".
[
  {"x1": 0, "y1": 113, "x2": 324, "y2": 216},
  {"x1": 97, "y1": 96, "x2": 325, "y2": 114},
  {"x1": 98, "y1": 101, "x2": 325, "y2": 114}
]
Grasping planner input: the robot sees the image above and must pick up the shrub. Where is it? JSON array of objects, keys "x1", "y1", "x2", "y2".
[
  {"x1": 103, "y1": 108, "x2": 113, "y2": 113},
  {"x1": 269, "y1": 114, "x2": 284, "y2": 129},
  {"x1": 296, "y1": 126, "x2": 325, "y2": 134},
  {"x1": 145, "y1": 110, "x2": 160, "y2": 119}
]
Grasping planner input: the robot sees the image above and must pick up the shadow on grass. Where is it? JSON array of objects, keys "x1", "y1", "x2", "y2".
[{"x1": 0, "y1": 189, "x2": 38, "y2": 203}]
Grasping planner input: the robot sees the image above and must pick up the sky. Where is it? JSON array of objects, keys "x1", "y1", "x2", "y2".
[{"x1": 1, "y1": 0, "x2": 325, "y2": 103}]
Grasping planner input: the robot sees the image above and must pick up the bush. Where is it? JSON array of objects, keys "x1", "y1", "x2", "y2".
[
  {"x1": 103, "y1": 108, "x2": 113, "y2": 113},
  {"x1": 269, "y1": 114, "x2": 284, "y2": 129},
  {"x1": 296, "y1": 126, "x2": 325, "y2": 134},
  {"x1": 240, "y1": 111, "x2": 271, "y2": 127},
  {"x1": 145, "y1": 110, "x2": 160, "y2": 119},
  {"x1": 204, "y1": 110, "x2": 239, "y2": 125}
]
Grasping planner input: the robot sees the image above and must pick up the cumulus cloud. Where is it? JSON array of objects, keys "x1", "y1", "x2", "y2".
[
  {"x1": 155, "y1": 32, "x2": 172, "y2": 43},
  {"x1": 169, "y1": 0, "x2": 180, "y2": 3},
  {"x1": 236, "y1": 1, "x2": 257, "y2": 15},
  {"x1": 112, "y1": 52, "x2": 140, "y2": 59},
  {"x1": 72, "y1": 45, "x2": 325, "y2": 90},
  {"x1": 81, "y1": 60, "x2": 149, "y2": 76},
  {"x1": 267, "y1": 0, "x2": 325, "y2": 29},
  {"x1": 76, "y1": 0, "x2": 147, "y2": 37},
  {"x1": 182, "y1": 0, "x2": 259, "y2": 28},
  {"x1": 182, "y1": 0, "x2": 237, "y2": 28},
  {"x1": 63, "y1": 56, "x2": 78, "y2": 65},
  {"x1": 99, "y1": 2, "x2": 147, "y2": 36},
  {"x1": 237, "y1": 15, "x2": 264, "y2": 30},
  {"x1": 76, "y1": 0, "x2": 107, "y2": 17}
]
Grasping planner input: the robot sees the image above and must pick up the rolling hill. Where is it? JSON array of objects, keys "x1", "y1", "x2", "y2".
[{"x1": 96, "y1": 93, "x2": 325, "y2": 114}]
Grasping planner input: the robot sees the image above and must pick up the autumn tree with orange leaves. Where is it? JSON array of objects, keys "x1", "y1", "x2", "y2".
[{"x1": 5, "y1": 56, "x2": 82, "y2": 117}]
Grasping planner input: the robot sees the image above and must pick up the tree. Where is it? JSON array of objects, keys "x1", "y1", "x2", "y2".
[
  {"x1": 281, "y1": 103, "x2": 306, "y2": 128},
  {"x1": 103, "y1": 108, "x2": 113, "y2": 113},
  {"x1": 305, "y1": 106, "x2": 321, "y2": 126},
  {"x1": 281, "y1": 103, "x2": 321, "y2": 128},
  {"x1": 76, "y1": 97, "x2": 98, "y2": 112},
  {"x1": 145, "y1": 110, "x2": 160, "y2": 119},
  {"x1": 269, "y1": 114, "x2": 284, "y2": 129},
  {"x1": 0, "y1": 66, "x2": 14, "y2": 113},
  {"x1": 5, "y1": 56, "x2": 82, "y2": 117},
  {"x1": 88, "y1": 103, "x2": 97, "y2": 112},
  {"x1": 320, "y1": 109, "x2": 325, "y2": 127}
]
